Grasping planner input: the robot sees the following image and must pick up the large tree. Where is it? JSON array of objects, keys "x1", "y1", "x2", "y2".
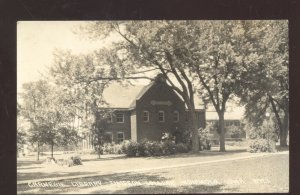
[
  {"x1": 78, "y1": 21, "x2": 204, "y2": 152},
  {"x1": 19, "y1": 80, "x2": 78, "y2": 159},
  {"x1": 65, "y1": 20, "x2": 286, "y2": 152},
  {"x1": 80, "y1": 21, "x2": 260, "y2": 152},
  {"x1": 237, "y1": 20, "x2": 289, "y2": 146},
  {"x1": 49, "y1": 50, "x2": 114, "y2": 149},
  {"x1": 188, "y1": 21, "x2": 249, "y2": 151}
]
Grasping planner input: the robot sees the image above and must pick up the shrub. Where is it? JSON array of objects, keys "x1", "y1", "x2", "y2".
[
  {"x1": 245, "y1": 120, "x2": 277, "y2": 153},
  {"x1": 122, "y1": 140, "x2": 192, "y2": 157},
  {"x1": 44, "y1": 157, "x2": 56, "y2": 164},
  {"x1": 121, "y1": 140, "x2": 139, "y2": 157},
  {"x1": 103, "y1": 143, "x2": 114, "y2": 154},
  {"x1": 137, "y1": 139, "x2": 149, "y2": 156},
  {"x1": 145, "y1": 141, "x2": 163, "y2": 156},
  {"x1": 248, "y1": 139, "x2": 276, "y2": 153},
  {"x1": 113, "y1": 144, "x2": 123, "y2": 154},
  {"x1": 175, "y1": 143, "x2": 189, "y2": 153},
  {"x1": 161, "y1": 140, "x2": 176, "y2": 155},
  {"x1": 228, "y1": 125, "x2": 245, "y2": 138},
  {"x1": 56, "y1": 155, "x2": 82, "y2": 167}
]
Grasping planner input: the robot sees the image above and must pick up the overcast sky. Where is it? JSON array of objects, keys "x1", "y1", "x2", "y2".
[
  {"x1": 17, "y1": 21, "x2": 115, "y2": 93},
  {"x1": 17, "y1": 21, "x2": 244, "y2": 117}
]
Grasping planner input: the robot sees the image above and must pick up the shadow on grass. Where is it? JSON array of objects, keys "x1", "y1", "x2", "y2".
[
  {"x1": 18, "y1": 166, "x2": 44, "y2": 170},
  {"x1": 17, "y1": 172, "x2": 167, "y2": 194},
  {"x1": 17, "y1": 160, "x2": 43, "y2": 167},
  {"x1": 17, "y1": 170, "x2": 91, "y2": 181},
  {"x1": 108, "y1": 184, "x2": 236, "y2": 194},
  {"x1": 81, "y1": 155, "x2": 127, "y2": 162},
  {"x1": 143, "y1": 149, "x2": 247, "y2": 160},
  {"x1": 18, "y1": 171, "x2": 238, "y2": 194}
]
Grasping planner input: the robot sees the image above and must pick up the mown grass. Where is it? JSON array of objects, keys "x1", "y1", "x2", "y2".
[{"x1": 17, "y1": 153, "x2": 288, "y2": 194}]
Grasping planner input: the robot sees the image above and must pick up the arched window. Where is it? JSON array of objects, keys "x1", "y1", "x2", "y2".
[
  {"x1": 158, "y1": 110, "x2": 165, "y2": 122},
  {"x1": 173, "y1": 110, "x2": 179, "y2": 122},
  {"x1": 143, "y1": 111, "x2": 149, "y2": 122}
]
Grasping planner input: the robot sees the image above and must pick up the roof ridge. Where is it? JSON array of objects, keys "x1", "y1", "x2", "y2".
[{"x1": 128, "y1": 81, "x2": 156, "y2": 108}]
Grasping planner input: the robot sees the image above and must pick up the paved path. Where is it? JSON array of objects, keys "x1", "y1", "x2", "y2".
[{"x1": 17, "y1": 151, "x2": 288, "y2": 185}]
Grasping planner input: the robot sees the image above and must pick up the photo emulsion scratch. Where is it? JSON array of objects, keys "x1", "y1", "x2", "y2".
[{"x1": 17, "y1": 20, "x2": 289, "y2": 194}]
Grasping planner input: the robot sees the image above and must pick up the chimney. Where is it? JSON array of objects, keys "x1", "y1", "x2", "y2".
[{"x1": 154, "y1": 73, "x2": 166, "y2": 83}]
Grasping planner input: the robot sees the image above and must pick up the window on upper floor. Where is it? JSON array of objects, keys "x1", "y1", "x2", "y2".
[
  {"x1": 143, "y1": 111, "x2": 149, "y2": 122},
  {"x1": 173, "y1": 110, "x2": 179, "y2": 122},
  {"x1": 117, "y1": 132, "x2": 124, "y2": 143},
  {"x1": 158, "y1": 110, "x2": 165, "y2": 122},
  {"x1": 116, "y1": 113, "x2": 124, "y2": 123}
]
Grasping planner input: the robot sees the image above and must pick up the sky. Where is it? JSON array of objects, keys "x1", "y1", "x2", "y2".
[
  {"x1": 17, "y1": 21, "x2": 244, "y2": 118},
  {"x1": 17, "y1": 21, "x2": 119, "y2": 93}
]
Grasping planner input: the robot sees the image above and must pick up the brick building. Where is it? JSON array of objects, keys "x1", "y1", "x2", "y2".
[{"x1": 89, "y1": 74, "x2": 205, "y2": 145}]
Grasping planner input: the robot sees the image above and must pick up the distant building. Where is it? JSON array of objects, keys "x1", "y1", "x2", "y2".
[
  {"x1": 82, "y1": 74, "x2": 206, "y2": 149},
  {"x1": 206, "y1": 103, "x2": 246, "y2": 143}
]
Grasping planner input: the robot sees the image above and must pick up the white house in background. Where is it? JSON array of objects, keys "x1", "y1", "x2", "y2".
[{"x1": 205, "y1": 102, "x2": 245, "y2": 143}]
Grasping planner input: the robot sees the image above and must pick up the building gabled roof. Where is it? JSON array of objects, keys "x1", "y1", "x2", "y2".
[
  {"x1": 102, "y1": 82, "x2": 146, "y2": 109},
  {"x1": 102, "y1": 78, "x2": 204, "y2": 110},
  {"x1": 128, "y1": 81, "x2": 156, "y2": 108}
]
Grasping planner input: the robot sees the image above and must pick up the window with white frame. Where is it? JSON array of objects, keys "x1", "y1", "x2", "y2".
[
  {"x1": 143, "y1": 111, "x2": 149, "y2": 122},
  {"x1": 116, "y1": 113, "x2": 124, "y2": 123},
  {"x1": 158, "y1": 110, "x2": 165, "y2": 122},
  {"x1": 173, "y1": 110, "x2": 179, "y2": 122},
  {"x1": 117, "y1": 132, "x2": 124, "y2": 143}
]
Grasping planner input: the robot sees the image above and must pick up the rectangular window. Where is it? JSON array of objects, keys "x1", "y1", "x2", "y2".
[
  {"x1": 173, "y1": 111, "x2": 179, "y2": 122},
  {"x1": 117, "y1": 132, "x2": 124, "y2": 143},
  {"x1": 116, "y1": 113, "x2": 124, "y2": 123},
  {"x1": 143, "y1": 111, "x2": 149, "y2": 122},
  {"x1": 158, "y1": 111, "x2": 165, "y2": 122}
]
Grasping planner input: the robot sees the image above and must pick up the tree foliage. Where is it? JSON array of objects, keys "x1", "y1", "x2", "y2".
[
  {"x1": 236, "y1": 20, "x2": 288, "y2": 146},
  {"x1": 19, "y1": 80, "x2": 80, "y2": 158}
]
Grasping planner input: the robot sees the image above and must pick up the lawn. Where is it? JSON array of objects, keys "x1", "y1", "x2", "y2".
[
  {"x1": 17, "y1": 147, "x2": 252, "y2": 182},
  {"x1": 17, "y1": 153, "x2": 289, "y2": 194}
]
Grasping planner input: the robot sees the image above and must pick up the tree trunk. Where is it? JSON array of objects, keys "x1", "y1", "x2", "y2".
[
  {"x1": 36, "y1": 142, "x2": 40, "y2": 161},
  {"x1": 189, "y1": 108, "x2": 200, "y2": 152},
  {"x1": 280, "y1": 111, "x2": 289, "y2": 147},
  {"x1": 98, "y1": 146, "x2": 101, "y2": 159},
  {"x1": 269, "y1": 96, "x2": 287, "y2": 147},
  {"x1": 51, "y1": 141, "x2": 54, "y2": 158},
  {"x1": 218, "y1": 112, "x2": 226, "y2": 152}
]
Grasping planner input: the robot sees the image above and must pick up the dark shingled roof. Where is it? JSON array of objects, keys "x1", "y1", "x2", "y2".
[{"x1": 102, "y1": 80, "x2": 205, "y2": 110}]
